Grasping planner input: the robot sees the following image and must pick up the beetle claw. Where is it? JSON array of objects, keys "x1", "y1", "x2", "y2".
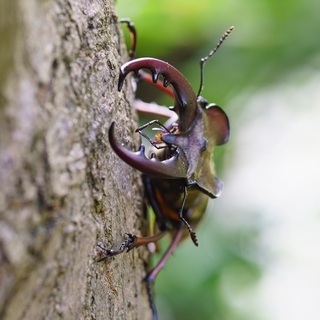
[
  {"x1": 97, "y1": 234, "x2": 137, "y2": 261},
  {"x1": 190, "y1": 231, "x2": 199, "y2": 247}
]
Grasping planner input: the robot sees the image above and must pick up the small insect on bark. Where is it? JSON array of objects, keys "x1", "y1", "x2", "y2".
[{"x1": 98, "y1": 19, "x2": 234, "y2": 320}]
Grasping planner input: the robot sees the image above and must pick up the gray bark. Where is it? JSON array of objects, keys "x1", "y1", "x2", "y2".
[{"x1": 0, "y1": 1, "x2": 150, "y2": 319}]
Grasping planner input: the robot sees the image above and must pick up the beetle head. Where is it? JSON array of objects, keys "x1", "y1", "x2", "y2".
[{"x1": 159, "y1": 97, "x2": 230, "y2": 198}]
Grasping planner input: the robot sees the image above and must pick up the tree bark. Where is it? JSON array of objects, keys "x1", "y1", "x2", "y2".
[{"x1": 0, "y1": 1, "x2": 150, "y2": 319}]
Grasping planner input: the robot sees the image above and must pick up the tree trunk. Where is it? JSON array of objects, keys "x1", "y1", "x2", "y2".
[{"x1": 0, "y1": 1, "x2": 150, "y2": 319}]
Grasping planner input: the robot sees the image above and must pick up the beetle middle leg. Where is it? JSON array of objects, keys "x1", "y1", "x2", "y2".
[
  {"x1": 145, "y1": 228, "x2": 183, "y2": 320},
  {"x1": 177, "y1": 186, "x2": 199, "y2": 246}
]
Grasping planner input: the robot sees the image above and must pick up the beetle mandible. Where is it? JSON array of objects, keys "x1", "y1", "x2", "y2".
[{"x1": 99, "y1": 19, "x2": 234, "y2": 320}]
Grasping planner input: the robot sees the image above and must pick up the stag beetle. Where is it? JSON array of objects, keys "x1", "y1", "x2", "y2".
[{"x1": 99, "y1": 19, "x2": 234, "y2": 320}]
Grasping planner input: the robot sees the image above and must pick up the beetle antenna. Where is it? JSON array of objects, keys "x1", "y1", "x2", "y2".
[{"x1": 197, "y1": 26, "x2": 234, "y2": 97}]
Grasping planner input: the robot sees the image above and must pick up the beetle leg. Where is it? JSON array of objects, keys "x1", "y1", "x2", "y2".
[
  {"x1": 120, "y1": 18, "x2": 175, "y2": 99},
  {"x1": 133, "y1": 100, "x2": 177, "y2": 121},
  {"x1": 97, "y1": 234, "x2": 136, "y2": 261},
  {"x1": 145, "y1": 228, "x2": 183, "y2": 320},
  {"x1": 120, "y1": 18, "x2": 176, "y2": 99},
  {"x1": 136, "y1": 130, "x2": 168, "y2": 150},
  {"x1": 120, "y1": 18, "x2": 137, "y2": 60},
  {"x1": 178, "y1": 186, "x2": 199, "y2": 246},
  {"x1": 129, "y1": 231, "x2": 167, "y2": 250},
  {"x1": 135, "y1": 119, "x2": 171, "y2": 150},
  {"x1": 97, "y1": 231, "x2": 167, "y2": 262}
]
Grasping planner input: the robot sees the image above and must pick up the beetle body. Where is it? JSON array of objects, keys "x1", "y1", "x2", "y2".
[
  {"x1": 110, "y1": 57, "x2": 230, "y2": 244},
  {"x1": 100, "y1": 21, "x2": 233, "y2": 320}
]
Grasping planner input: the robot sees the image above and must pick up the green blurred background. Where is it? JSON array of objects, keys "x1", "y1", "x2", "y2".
[{"x1": 116, "y1": 1, "x2": 320, "y2": 319}]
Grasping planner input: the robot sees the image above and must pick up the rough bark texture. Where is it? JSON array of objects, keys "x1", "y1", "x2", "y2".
[{"x1": 0, "y1": 1, "x2": 150, "y2": 319}]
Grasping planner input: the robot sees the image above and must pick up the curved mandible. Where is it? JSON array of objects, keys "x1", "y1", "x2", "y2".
[
  {"x1": 109, "y1": 122, "x2": 188, "y2": 179},
  {"x1": 118, "y1": 58, "x2": 198, "y2": 131}
]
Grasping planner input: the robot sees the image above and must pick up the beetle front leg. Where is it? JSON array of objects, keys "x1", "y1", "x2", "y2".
[
  {"x1": 97, "y1": 233, "x2": 136, "y2": 261},
  {"x1": 120, "y1": 19, "x2": 176, "y2": 99},
  {"x1": 136, "y1": 119, "x2": 169, "y2": 133},
  {"x1": 97, "y1": 232, "x2": 167, "y2": 261}
]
